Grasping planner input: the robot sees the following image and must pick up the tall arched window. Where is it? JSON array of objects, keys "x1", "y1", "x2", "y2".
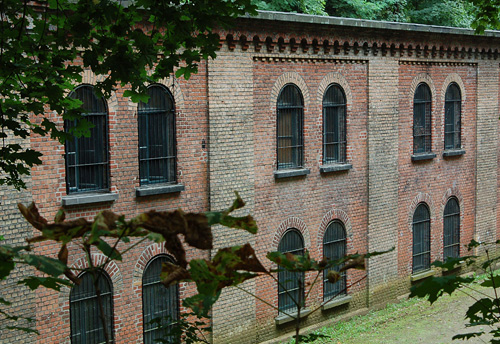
[
  {"x1": 444, "y1": 83, "x2": 461, "y2": 150},
  {"x1": 278, "y1": 229, "x2": 305, "y2": 313},
  {"x1": 323, "y1": 84, "x2": 347, "y2": 164},
  {"x1": 143, "y1": 255, "x2": 179, "y2": 344},
  {"x1": 443, "y1": 197, "x2": 460, "y2": 260},
  {"x1": 323, "y1": 221, "x2": 347, "y2": 300},
  {"x1": 138, "y1": 85, "x2": 176, "y2": 185},
  {"x1": 277, "y1": 84, "x2": 304, "y2": 170},
  {"x1": 412, "y1": 203, "x2": 431, "y2": 273},
  {"x1": 65, "y1": 85, "x2": 109, "y2": 194},
  {"x1": 70, "y1": 270, "x2": 114, "y2": 343},
  {"x1": 413, "y1": 83, "x2": 432, "y2": 154}
]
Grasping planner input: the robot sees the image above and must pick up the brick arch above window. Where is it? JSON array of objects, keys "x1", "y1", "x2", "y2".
[
  {"x1": 408, "y1": 192, "x2": 435, "y2": 229},
  {"x1": 57, "y1": 253, "x2": 123, "y2": 305},
  {"x1": 408, "y1": 73, "x2": 437, "y2": 106},
  {"x1": 80, "y1": 70, "x2": 119, "y2": 113},
  {"x1": 270, "y1": 72, "x2": 310, "y2": 111},
  {"x1": 440, "y1": 186, "x2": 464, "y2": 218},
  {"x1": 317, "y1": 208, "x2": 353, "y2": 255},
  {"x1": 317, "y1": 72, "x2": 352, "y2": 106},
  {"x1": 133, "y1": 243, "x2": 172, "y2": 284},
  {"x1": 441, "y1": 74, "x2": 466, "y2": 103},
  {"x1": 272, "y1": 217, "x2": 311, "y2": 251}
]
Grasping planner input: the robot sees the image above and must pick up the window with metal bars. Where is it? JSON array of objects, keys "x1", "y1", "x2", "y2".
[
  {"x1": 444, "y1": 83, "x2": 462, "y2": 150},
  {"x1": 277, "y1": 84, "x2": 304, "y2": 170},
  {"x1": 413, "y1": 83, "x2": 432, "y2": 154},
  {"x1": 143, "y1": 255, "x2": 179, "y2": 344},
  {"x1": 323, "y1": 221, "x2": 347, "y2": 300},
  {"x1": 323, "y1": 84, "x2": 347, "y2": 164},
  {"x1": 70, "y1": 270, "x2": 114, "y2": 344},
  {"x1": 412, "y1": 203, "x2": 431, "y2": 273},
  {"x1": 65, "y1": 85, "x2": 109, "y2": 194},
  {"x1": 138, "y1": 85, "x2": 176, "y2": 185},
  {"x1": 443, "y1": 197, "x2": 460, "y2": 260},
  {"x1": 278, "y1": 229, "x2": 305, "y2": 313}
]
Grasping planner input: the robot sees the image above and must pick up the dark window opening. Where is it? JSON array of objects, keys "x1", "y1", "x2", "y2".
[
  {"x1": 277, "y1": 84, "x2": 304, "y2": 170},
  {"x1": 278, "y1": 229, "x2": 305, "y2": 313},
  {"x1": 65, "y1": 85, "x2": 109, "y2": 194},
  {"x1": 444, "y1": 83, "x2": 462, "y2": 150},
  {"x1": 443, "y1": 197, "x2": 460, "y2": 260},
  {"x1": 413, "y1": 83, "x2": 432, "y2": 154},
  {"x1": 143, "y1": 255, "x2": 179, "y2": 344},
  {"x1": 70, "y1": 271, "x2": 114, "y2": 344},
  {"x1": 323, "y1": 84, "x2": 347, "y2": 164},
  {"x1": 323, "y1": 221, "x2": 347, "y2": 300},
  {"x1": 138, "y1": 85, "x2": 176, "y2": 185},
  {"x1": 412, "y1": 203, "x2": 431, "y2": 273}
]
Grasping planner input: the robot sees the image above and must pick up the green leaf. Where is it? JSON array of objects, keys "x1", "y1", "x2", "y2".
[
  {"x1": 410, "y1": 275, "x2": 474, "y2": 304},
  {"x1": 21, "y1": 254, "x2": 67, "y2": 277},
  {"x1": 95, "y1": 239, "x2": 122, "y2": 261},
  {"x1": 18, "y1": 276, "x2": 71, "y2": 291}
]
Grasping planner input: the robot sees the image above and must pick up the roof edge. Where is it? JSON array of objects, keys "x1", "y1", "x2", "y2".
[{"x1": 242, "y1": 10, "x2": 500, "y2": 38}]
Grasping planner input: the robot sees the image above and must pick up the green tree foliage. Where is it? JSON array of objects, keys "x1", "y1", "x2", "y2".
[
  {"x1": 252, "y1": 0, "x2": 327, "y2": 15},
  {"x1": 255, "y1": 0, "x2": 478, "y2": 28},
  {"x1": 0, "y1": 0, "x2": 256, "y2": 190},
  {"x1": 3, "y1": 194, "x2": 391, "y2": 343},
  {"x1": 410, "y1": 240, "x2": 500, "y2": 343}
]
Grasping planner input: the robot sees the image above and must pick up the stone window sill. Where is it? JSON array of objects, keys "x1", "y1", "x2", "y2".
[
  {"x1": 274, "y1": 168, "x2": 310, "y2": 179},
  {"x1": 136, "y1": 184, "x2": 185, "y2": 197},
  {"x1": 320, "y1": 163, "x2": 352, "y2": 174},
  {"x1": 443, "y1": 149, "x2": 465, "y2": 157},
  {"x1": 62, "y1": 192, "x2": 119, "y2": 206},
  {"x1": 411, "y1": 153, "x2": 436, "y2": 161},
  {"x1": 275, "y1": 308, "x2": 311, "y2": 325},
  {"x1": 442, "y1": 260, "x2": 465, "y2": 272},
  {"x1": 322, "y1": 295, "x2": 352, "y2": 311},
  {"x1": 411, "y1": 269, "x2": 435, "y2": 282}
]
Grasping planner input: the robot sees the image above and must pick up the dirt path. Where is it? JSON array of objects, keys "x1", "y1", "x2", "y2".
[{"x1": 313, "y1": 287, "x2": 496, "y2": 344}]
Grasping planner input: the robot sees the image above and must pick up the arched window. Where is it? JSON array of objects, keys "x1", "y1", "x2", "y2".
[
  {"x1": 444, "y1": 83, "x2": 461, "y2": 150},
  {"x1": 323, "y1": 221, "x2": 347, "y2": 300},
  {"x1": 323, "y1": 84, "x2": 347, "y2": 164},
  {"x1": 143, "y1": 255, "x2": 179, "y2": 344},
  {"x1": 138, "y1": 85, "x2": 176, "y2": 185},
  {"x1": 412, "y1": 203, "x2": 431, "y2": 273},
  {"x1": 70, "y1": 270, "x2": 114, "y2": 343},
  {"x1": 413, "y1": 83, "x2": 432, "y2": 154},
  {"x1": 443, "y1": 198, "x2": 460, "y2": 260},
  {"x1": 277, "y1": 84, "x2": 304, "y2": 170},
  {"x1": 278, "y1": 229, "x2": 305, "y2": 312},
  {"x1": 65, "y1": 85, "x2": 109, "y2": 193}
]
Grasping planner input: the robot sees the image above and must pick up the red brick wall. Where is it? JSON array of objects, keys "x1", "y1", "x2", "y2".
[
  {"x1": 397, "y1": 63, "x2": 476, "y2": 276},
  {"x1": 30, "y1": 62, "x2": 210, "y2": 343}
]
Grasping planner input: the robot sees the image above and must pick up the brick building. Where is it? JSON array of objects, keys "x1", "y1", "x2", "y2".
[{"x1": 1, "y1": 10, "x2": 500, "y2": 343}]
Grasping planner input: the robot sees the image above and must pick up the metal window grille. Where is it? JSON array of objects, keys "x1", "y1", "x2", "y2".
[
  {"x1": 277, "y1": 84, "x2": 304, "y2": 170},
  {"x1": 444, "y1": 83, "x2": 462, "y2": 150},
  {"x1": 65, "y1": 85, "x2": 109, "y2": 194},
  {"x1": 138, "y1": 85, "x2": 176, "y2": 185},
  {"x1": 412, "y1": 203, "x2": 431, "y2": 273},
  {"x1": 413, "y1": 83, "x2": 432, "y2": 154},
  {"x1": 443, "y1": 198, "x2": 460, "y2": 260},
  {"x1": 70, "y1": 271, "x2": 114, "y2": 344},
  {"x1": 278, "y1": 229, "x2": 305, "y2": 313},
  {"x1": 323, "y1": 221, "x2": 347, "y2": 300},
  {"x1": 323, "y1": 84, "x2": 347, "y2": 164},
  {"x1": 143, "y1": 255, "x2": 179, "y2": 344}
]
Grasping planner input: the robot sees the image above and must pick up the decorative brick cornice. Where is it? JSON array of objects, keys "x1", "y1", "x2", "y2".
[{"x1": 220, "y1": 32, "x2": 499, "y2": 61}]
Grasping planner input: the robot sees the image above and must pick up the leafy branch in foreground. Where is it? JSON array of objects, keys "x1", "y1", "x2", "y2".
[
  {"x1": 6, "y1": 192, "x2": 392, "y2": 343},
  {"x1": 410, "y1": 239, "x2": 500, "y2": 343}
]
